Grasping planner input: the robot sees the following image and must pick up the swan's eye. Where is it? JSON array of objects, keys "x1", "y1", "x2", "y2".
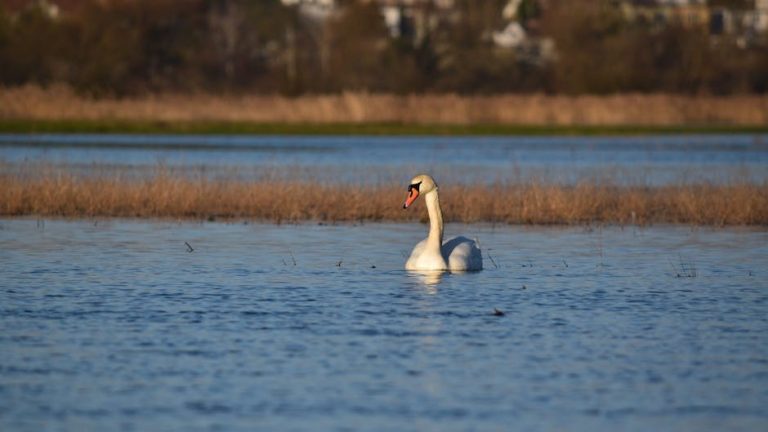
[{"x1": 407, "y1": 182, "x2": 422, "y2": 193}]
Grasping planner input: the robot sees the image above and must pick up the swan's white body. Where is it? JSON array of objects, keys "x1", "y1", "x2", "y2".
[
  {"x1": 405, "y1": 235, "x2": 483, "y2": 271},
  {"x1": 403, "y1": 175, "x2": 483, "y2": 272}
]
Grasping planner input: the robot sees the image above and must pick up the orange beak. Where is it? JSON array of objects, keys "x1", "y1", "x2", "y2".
[{"x1": 403, "y1": 188, "x2": 419, "y2": 209}]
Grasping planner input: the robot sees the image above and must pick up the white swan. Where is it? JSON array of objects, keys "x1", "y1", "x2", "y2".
[{"x1": 403, "y1": 174, "x2": 483, "y2": 272}]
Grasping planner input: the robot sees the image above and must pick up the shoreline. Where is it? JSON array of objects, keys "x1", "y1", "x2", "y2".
[
  {"x1": 4, "y1": 215, "x2": 767, "y2": 231},
  {"x1": 2, "y1": 120, "x2": 768, "y2": 136}
]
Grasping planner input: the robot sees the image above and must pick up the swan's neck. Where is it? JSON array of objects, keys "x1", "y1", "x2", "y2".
[{"x1": 425, "y1": 189, "x2": 444, "y2": 253}]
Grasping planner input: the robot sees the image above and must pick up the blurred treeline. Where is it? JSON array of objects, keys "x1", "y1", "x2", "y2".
[{"x1": 1, "y1": 0, "x2": 767, "y2": 96}]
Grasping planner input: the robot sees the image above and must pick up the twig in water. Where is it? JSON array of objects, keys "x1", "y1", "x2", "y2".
[
  {"x1": 562, "y1": 259, "x2": 569, "y2": 268},
  {"x1": 675, "y1": 254, "x2": 697, "y2": 278},
  {"x1": 669, "y1": 255, "x2": 697, "y2": 278},
  {"x1": 185, "y1": 241, "x2": 194, "y2": 253},
  {"x1": 596, "y1": 227, "x2": 605, "y2": 268},
  {"x1": 487, "y1": 250, "x2": 499, "y2": 269},
  {"x1": 667, "y1": 259, "x2": 678, "y2": 276},
  {"x1": 288, "y1": 249, "x2": 297, "y2": 266}
]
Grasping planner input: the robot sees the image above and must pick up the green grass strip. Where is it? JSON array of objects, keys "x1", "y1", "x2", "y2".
[{"x1": 1, "y1": 119, "x2": 767, "y2": 135}]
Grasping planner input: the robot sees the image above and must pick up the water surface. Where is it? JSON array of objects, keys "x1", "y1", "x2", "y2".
[
  {"x1": 2, "y1": 134, "x2": 766, "y2": 185},
  {"x1": 1, "y1": 220, "x2": 766, "y2": 431}
]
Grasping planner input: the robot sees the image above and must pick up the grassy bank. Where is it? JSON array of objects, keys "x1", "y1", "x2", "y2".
[
  {"x1": 1, "y1": 86, "x2": 767, "y2": 135},
  {"x1": 2, "y1": 119, "x2": 768, "y2": 135},
  {"x1": 2, "y1": 173, "x2": 765, "y2": 225}
]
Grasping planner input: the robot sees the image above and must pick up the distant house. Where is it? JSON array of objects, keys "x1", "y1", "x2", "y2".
[
  {"x1": 492, "y1": 0, "x2": 555, "y2": 65},
  {"x1": 619, "y1": 0, "x2": 768, "y2": 47},
  {"x1": 280, "y1": 0, "x2": 455, "y2": 43},
  {"x1": 363, "y1": 0, "x2": 456, "y2": 43},
  {"x1": 493, "y1": 21, "x2": 527, "y2": 49}
]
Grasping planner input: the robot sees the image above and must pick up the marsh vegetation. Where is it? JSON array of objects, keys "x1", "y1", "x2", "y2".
[
  {"x1": 2, "y1": 169, "x2": 766, "y2": 225},
  {"x1": 2, "y1": 86, "x2": 767, "y2": 129}
]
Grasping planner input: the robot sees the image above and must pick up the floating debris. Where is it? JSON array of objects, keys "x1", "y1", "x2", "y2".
[{"x1": 185, "y1": 241, "x2": 194, "y2": 253}]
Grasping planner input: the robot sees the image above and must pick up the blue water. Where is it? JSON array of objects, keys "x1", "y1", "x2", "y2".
[
  {"x1": 2, "y1": 134, "x2": 767, "y2": 184},
  {"x1": 1, "y1": 219, "x2": 767, "y2": 431}
]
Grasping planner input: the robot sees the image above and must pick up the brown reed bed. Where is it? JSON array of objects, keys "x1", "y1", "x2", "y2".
[
  {"x1": 2, "y1": 85, "x2": 768, "y2": 127},
  {"x1": 1, "y1": 171, "x2": 766, "y2": 225}
]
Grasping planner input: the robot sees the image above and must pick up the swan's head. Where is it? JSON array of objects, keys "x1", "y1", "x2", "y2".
[{"x1": 403, "y1": 174, "x2": 437, "y2": 209}]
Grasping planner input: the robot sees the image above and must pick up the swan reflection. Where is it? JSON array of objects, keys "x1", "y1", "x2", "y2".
[{"x1": 407, "y1": 270, "x2": 444, "y2": 292}]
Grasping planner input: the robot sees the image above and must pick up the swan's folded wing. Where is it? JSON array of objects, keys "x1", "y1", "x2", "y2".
[{"x1": 444, "y1": 236, "x2": 483, "y2": 271}]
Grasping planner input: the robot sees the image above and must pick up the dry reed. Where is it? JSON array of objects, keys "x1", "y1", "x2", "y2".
[
  {"x1": 1, "y1": 172, "x2": 766, "y2": 225},
  {"x1": 2, "y1": 85, "x2": 768, "y2": 126}
]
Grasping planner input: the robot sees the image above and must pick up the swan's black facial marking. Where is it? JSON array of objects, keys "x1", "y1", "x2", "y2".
[{"x1": 403, "y1": 181, "x2": 422, "y2": 209}]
